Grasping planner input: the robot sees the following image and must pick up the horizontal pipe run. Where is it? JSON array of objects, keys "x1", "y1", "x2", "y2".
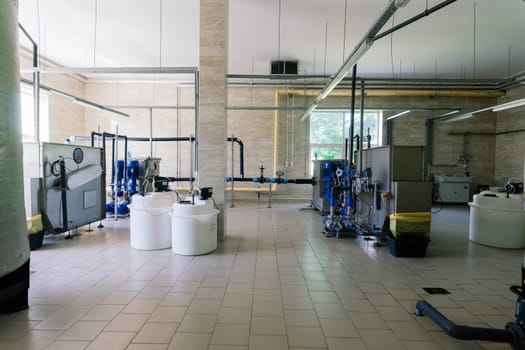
[
  {"x1": 374, "y1": 0, "x2": 458, "y2": 41},
  {"x1": 276, "y1": 89, "x2": 504, "y2": 98},
  {"x1": 89, "y1": 134, "x2": 195, "y2": 144},
  {"x1": 287, "y1": 179, "x2": 314, "y2": 184},
  {"x1": 155, "y1": 177, "x2": 195, "y2": 182},
  {"x1": 226, "y1": 187, "x2": 276, "y2": 193},
  {"x1": 228, "y1": 105, "x2": 470, "y2": 112},
  {"x1": 227, "y1": 177, "x2": 313, "y2": 184},
  {"x1": 127, "y1": 136, "x2": 195, "y2": 142},
  {"x1": 104, "y1": 105, "x2": 195, "y2": 110},
  {"x1": 228, "y1": 74, "x2": 505, "y2": 86},
  {"x1": 449, "y1": 129, "x2": 525, "y2": 136},
  {"x1": 227, "y1": 106, "x2": 307, "y2": 111},
  {"x1": 415, "y1": 300, "x2": 515, "y2": 343},
  {"x1": 21, "y1": 66, "x2": 198, "y2": 75}
]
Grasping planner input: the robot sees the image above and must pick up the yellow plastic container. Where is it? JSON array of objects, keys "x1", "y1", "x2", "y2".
[
  {"x1": 389, "y1": 212, "x2": 431, "y2": 238},
  {"x1": 27, "y1": 214, "x2": 43, "y2": 234}
]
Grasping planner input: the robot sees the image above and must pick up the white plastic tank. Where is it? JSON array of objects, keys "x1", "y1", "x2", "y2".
[
  {"x1": 468, "y1": 192, "x2": 525, "y2": 248},
  {"x1": 172, "y1": 198, "x2": 218, "y2": 255},
  {"x1": 129, "y1": 192, "x2": 175, "y2": 250}
]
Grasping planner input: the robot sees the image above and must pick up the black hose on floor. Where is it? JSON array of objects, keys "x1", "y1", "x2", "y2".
[{"x1": 415, "y1": 300, "x2": 517, "y2": 344}]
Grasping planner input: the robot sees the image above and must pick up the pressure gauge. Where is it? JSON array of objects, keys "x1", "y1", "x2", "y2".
[{"x1": 73, "y1": 147, "x2": 84, "y2": 164}]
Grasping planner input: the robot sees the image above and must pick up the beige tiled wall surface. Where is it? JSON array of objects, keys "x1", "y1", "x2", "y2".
[
  {"x1": 23, "y1": 41, "x2": 525, "y2": 201},
  {"x1": 20, "y1": 53, "x2": 86, "y2": 144},
  {"x1": 200, "y1": 0, "x2": 228, "y2": 239},
  {"x1": 84, "y1": 82, "x2": 196, "y2": 178},
  {"x1": 388, "y1": 95, "x2": 498, "y2": 193},
  {"x1": 495, "y1": 85, "x2": 525, "y2": 185}
]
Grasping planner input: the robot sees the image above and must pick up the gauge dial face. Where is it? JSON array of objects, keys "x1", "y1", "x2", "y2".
[{"x1": 73, "y1": 147, "x2": 84, "y2": 164}]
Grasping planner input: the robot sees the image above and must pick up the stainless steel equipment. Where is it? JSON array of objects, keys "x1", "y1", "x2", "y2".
[{"x1": 41, "y1": 143, "x2": 105, "y2": 233}]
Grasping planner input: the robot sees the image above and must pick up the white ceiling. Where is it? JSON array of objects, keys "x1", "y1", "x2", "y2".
[{"x1": 17, "y1": 0, "x2": 525, "y2": 81}]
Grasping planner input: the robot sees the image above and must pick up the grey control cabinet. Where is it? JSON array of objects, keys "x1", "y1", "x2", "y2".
[{"x1": 433, "y1": 174, "x2": 470, "y2": 203}]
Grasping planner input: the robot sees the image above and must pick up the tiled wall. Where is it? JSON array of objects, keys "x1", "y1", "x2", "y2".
[
  {"x1": 29, "y1": 59, "x2": 525, "y2": 201},
  {"x1": 20, "y1": 52, "x2": 86, "y2": 143},
  {"x1": 388, "y1": 95, "x2": 497, "y2": 194},
  {"x1": 495, "y1": 85, "x2": 525, "y2": 185},
  {"x1": 84, "y1": 82, "x2": 196, "y2": 178}
]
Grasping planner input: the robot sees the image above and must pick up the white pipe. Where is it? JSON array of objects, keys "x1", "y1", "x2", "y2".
[{"x1": 21, "y1": 66, "x2": 198, "y2": 74}]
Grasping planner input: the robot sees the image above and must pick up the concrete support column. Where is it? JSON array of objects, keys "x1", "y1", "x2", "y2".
[
  {"x1": 0, "y1": 0, "x2": 31, "y2": 313},
  {"x1": 199, "y1": 0, "x2": 228, "y2": 240}
]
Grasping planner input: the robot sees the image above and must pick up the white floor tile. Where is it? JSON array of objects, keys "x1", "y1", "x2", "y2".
[{"x1": 9, "y1": 203, "x2": 520, "y2": 350}]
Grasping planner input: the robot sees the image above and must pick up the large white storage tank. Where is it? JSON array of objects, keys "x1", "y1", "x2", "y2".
[
  {"x1": 172, "y1": 199, "x2": 218, "y2": 255},
  {"x1": 129, "y1": 192, "x2": 174, "y2": 250},
  {"x1": 469, "y1": 193, "x2": 525, "y2": 248}
]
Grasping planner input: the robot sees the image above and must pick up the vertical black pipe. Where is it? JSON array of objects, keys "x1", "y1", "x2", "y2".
[
  {"x1": 349, "y1": 65, "x2": 357, "y2": 166},
  {"x1": 426, "y1": 119, "x2": 434, "y2": 174},
  {"x1": 227, "y1": 137, "x2": 245, "y2": 178},
  {"x1": 101, "y1": 133, "x2": 107, "y2": 184},
  {"x1": 111, "y1": 138, "x2": 115, "y2": 181},
  {"x1": 238, "y1": 139, "x2": 244, "y2": 178},
  {"x1": 386, "y1": 119, "x2": 393, "y2": 145},
  {"x1": 359, "y1": 79, "x2": 365, "y2": 174},
  {"x1": 344, "y1": 138, "x2": 348, "y2": 163},
  {"x1": 91, "y1": 131, "x2": 102, "y2": 147},
  {"x1": 123, "y1": 136, "x2": 128, "y2": 186},
  {"x1": 59, "y1": 159, "x2": 68, "y2": 231},
  {"x1": 32, "y1": 43, "x2": 40, "y2": 146}
]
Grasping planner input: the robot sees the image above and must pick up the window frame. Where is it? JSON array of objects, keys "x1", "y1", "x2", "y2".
[{"x1": 309, "y1": 109, "x2": 383, "y2": 164}]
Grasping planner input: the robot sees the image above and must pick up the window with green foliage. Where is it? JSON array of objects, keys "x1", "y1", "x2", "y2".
[{"x1": 310, "y1": 110, "x2": 382, "y2": 163}]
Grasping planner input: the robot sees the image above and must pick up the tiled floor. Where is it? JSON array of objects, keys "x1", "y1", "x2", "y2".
[{"x1": 0, "y1": 200, "x2": 522, "y2": 349}]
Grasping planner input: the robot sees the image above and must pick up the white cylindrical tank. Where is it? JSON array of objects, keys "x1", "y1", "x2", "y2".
[
  {"x1": 172, "y1": 199, "x2": 218, "y2": 255},
  {"x1": 468, "y1": 193, "x2": 525, "y2": 248},
  {"x1": 129, "y1": 192, "x2": 174, "y2": 250}
]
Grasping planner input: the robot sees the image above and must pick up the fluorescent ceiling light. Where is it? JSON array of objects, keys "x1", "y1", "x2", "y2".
[
  {"x1": 299, "y1": 103, "x2": 318, "y2": 121},
  {"x1": 442, "y1": 113, "x2": 473, "y2": 123},
  {"x1": 437, "y1": 110, "x2": 460, "y2": 118},
  {"x1": 395, "y1": 0, "x2": 410, "y2": 8},
  {"x1": 395, "y1": 0, "x2": 412, "y2": 8},
  {"x1": 318, "y1": 39, "x2": 373, "y2": 100},
  {"x1": 492, "y1": 98, "x2": 525, "y2": 112},
  {"x1": 300, "y1": 0, "x2": 406, "y2": 121},
  {"x1": 386, "y1": 110, "x2": 410, "y2": 120}
]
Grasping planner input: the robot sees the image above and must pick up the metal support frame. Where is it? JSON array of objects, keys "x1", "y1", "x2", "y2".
[
  {"x1": 230, "y1": 134, "x2": 235, "y2": 208},
  {"x1": 349, "y1": 65, "x2": 357, "y2": 167},
  {"x1": 194, "y1": 70, "x2": 200, "y2": 183},
  {"x1": 19, "y1": 64, "x2": 200, "y2": 189},
  {"x1": 359, "y1": 79, "x2": 365, "y2": 173}
]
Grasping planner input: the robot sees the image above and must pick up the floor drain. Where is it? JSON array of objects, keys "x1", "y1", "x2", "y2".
[{"x1": 423, "y1": 287, "x2": 450, "y2": 294}]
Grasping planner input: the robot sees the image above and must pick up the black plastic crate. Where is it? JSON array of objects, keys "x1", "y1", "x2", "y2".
[
  {"x1": 28, "y1": 231, "x2": 44, "y2": 251},
  {"x1": 387, "y1": 234, "x2": 429, "y2": 257}
]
